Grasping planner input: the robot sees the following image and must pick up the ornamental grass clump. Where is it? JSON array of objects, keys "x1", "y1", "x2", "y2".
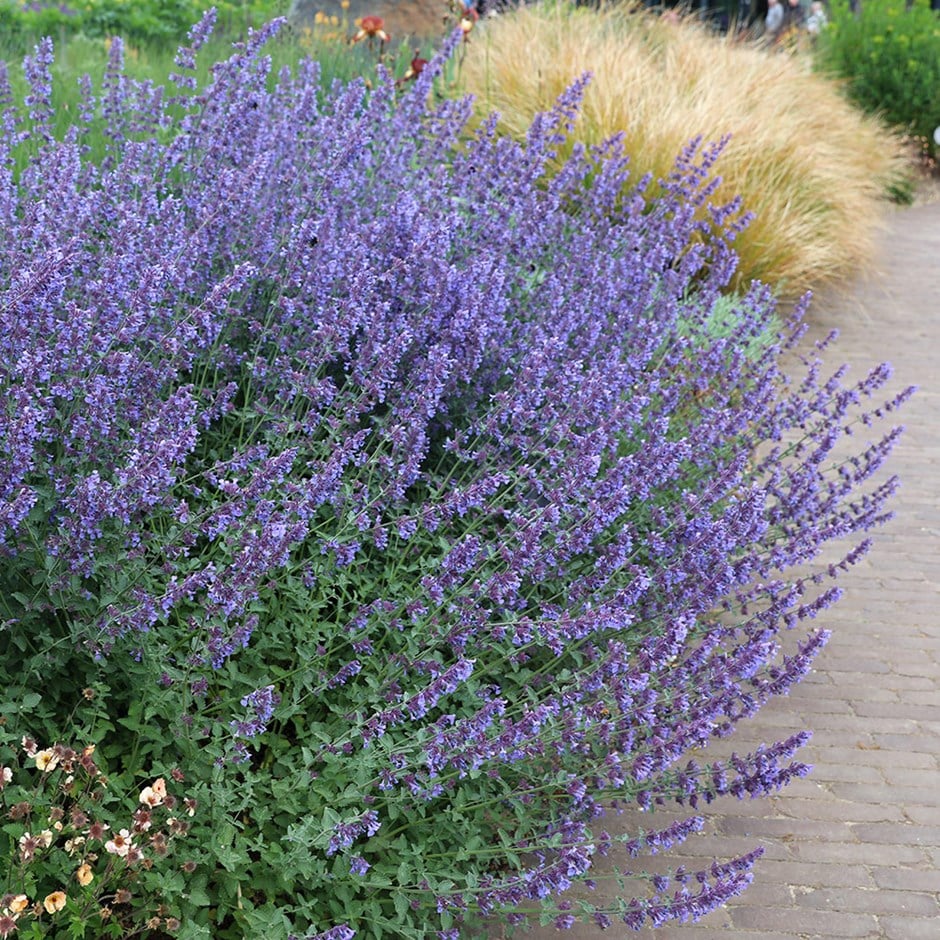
[
  {"x1": 455, "y1": 1, "x2": 911, "y2": 297},
  {"x1": 0, "y1": 13, "x2": 910, "y2": 938}
]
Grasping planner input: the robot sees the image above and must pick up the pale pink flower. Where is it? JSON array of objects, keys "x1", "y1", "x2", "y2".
[
  {"x1": 18, "y1": 833, "x2": 41, "y2": 862},
  {"x1": 104, "y1": 829, "x2": 133, "y2": 857},
  {"x1": 138, "y1": 778, "x2": 167, "y2": 808}
]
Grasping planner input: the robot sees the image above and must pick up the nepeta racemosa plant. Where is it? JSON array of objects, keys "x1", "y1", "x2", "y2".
[{"x1": 0, "y1": 12, "x2": 911, "y2": 938}]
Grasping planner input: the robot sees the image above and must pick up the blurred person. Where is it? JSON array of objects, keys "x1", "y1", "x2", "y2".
[
  {"x1": 765, "y1": 0, "x2": 784, "y2": 39},
  {"x1": 806, "y1": 0, "x2": 828, "y2": 35},
  {"x1": 783, "y1": 0, "x2": 806, "y2": 31}
]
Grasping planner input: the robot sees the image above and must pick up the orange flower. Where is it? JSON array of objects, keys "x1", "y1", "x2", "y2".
[
  {"x1": 42, "y1": 891, "x2": 66, "y2": 914},
  {"x1": 6, "y1": 897, "x2": 28, "y2": 915},
  {"x1": 352, "y1": 15, "x2": 390, "y2": 43},
  {"x1": 76, "y1": 863, "x2": 94, "y2": 887}
]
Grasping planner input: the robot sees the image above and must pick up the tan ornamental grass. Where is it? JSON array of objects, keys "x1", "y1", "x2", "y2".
[{"x1": 455, "y1": 1, "x2": 910, "y2": 297}]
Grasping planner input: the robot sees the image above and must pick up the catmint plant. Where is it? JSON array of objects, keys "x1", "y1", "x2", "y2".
[{"x1": 0, "y1": 13, "x2": 911, "y2": 938}]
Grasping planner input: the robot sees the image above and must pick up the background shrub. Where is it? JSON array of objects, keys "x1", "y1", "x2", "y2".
[
  {"x1": 0, "y1": 0, "x2": 285, "y2": 46},
  {"x1": 0, "y1": 13, "x2": 910, "y2": 938},
  {"x1": 455, "y1": 1, "x2": 911, "y2": 297},
  {"x1": 815, "y1": 0, "x2": 940, "y2": 158}
]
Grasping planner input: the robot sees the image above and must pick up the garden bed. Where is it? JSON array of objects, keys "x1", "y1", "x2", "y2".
[{"x1": 0, "y1": 10, "x2": 914, "y2": 939}]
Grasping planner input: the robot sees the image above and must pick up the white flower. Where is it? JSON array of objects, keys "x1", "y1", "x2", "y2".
[
  {"x1": 64, "y1": 836, "x2": 86, "y2": 855},
  {"x1": 35, "y1": 749, "x2": 60, "y2": 773}
]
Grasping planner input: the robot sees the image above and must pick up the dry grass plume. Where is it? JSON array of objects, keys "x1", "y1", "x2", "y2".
[{"x1": 456, "y1": 2, "x2": 911, "y2": 297}]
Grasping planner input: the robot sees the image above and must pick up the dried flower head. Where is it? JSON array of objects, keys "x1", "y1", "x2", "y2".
[
  {"x1": 64, "y1": 836, "x2": 83, "y2": 855},
  {"x1": 69, "y1": 807, "x2": 89, "y2": 828},
  {"x1": 132, "y1": 808, "x2": 153, "y2": 833}
]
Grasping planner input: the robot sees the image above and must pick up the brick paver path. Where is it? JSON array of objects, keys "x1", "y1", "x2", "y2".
[{"x1": 521, "y1": 201, "x2": 940, "y2": 939}]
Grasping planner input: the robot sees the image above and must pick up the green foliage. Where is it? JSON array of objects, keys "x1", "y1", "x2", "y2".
[
  {"x1": 815, "y1": 0, "x2": 940, "y2": 156},
  {"x1": 0, "y1": 0, "x2": 287, "y2": 47}
]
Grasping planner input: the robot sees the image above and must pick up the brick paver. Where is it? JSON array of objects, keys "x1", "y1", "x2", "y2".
[{"x1": 520, "y1": 202, "x2": 940, "y2": 938}]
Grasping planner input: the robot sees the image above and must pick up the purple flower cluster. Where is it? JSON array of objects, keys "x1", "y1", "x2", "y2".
[
  {"x1": 298, "y1": 927, "x2": 355, "y2": 940},
  {"x1": 231, "y1": 684, "x2": 280, "y2": 739},
  {"x1": 326, "y1": 811, "x2": 381, "y2": 857},
  {"x1": 0, "y1": 16, "x2": 911, "y2": 936}
]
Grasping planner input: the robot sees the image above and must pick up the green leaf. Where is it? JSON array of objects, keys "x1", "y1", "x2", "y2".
[
  {"x1": 176, "y1": 921, "x2": 212, "y2": 940},
  {"x1": 393, "y1": 891, "x2": 410, "y2": 921},
  {"x1": 187, "y1": 874, "x2": 212, "y2": 907},
  {"x1": 19, "y1": 692, "x2": 42, "y2": 710},
  {"x1": 396, "y1": 857, "x2": 413, "y2": 884}
]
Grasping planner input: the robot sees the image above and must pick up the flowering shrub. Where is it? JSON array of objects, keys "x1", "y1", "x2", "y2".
[
  {"x1": 816, "y1": 0, "x2": 940, "y2": 158},
  {"x1": 0, "y1": 12, "x2": 911, "y2": 938},
  {"x1": 0, "y1": 732, "x2": 195, "y2": 937}
]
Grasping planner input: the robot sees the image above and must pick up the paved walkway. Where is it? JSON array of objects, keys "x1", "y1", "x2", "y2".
[{"x1": 523, "y1": 200, "x2": 940, "y2": 939}]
